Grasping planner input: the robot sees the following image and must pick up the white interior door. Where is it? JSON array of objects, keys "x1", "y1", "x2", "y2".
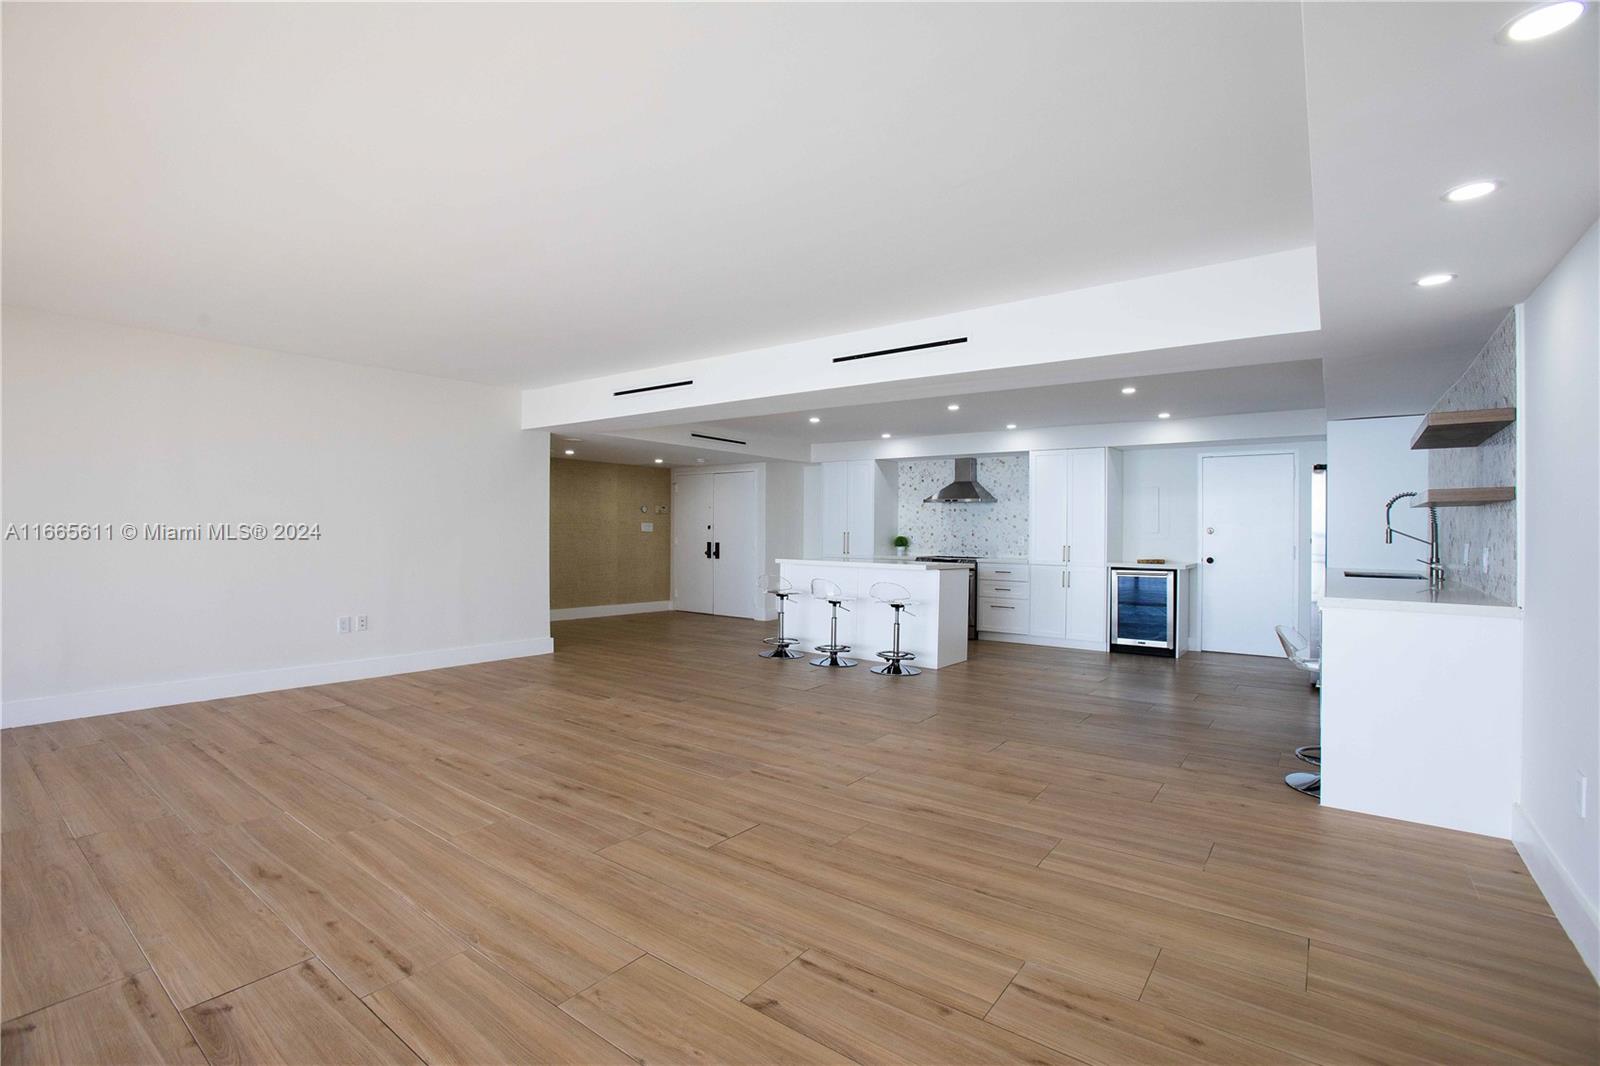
[
  {"x1": 1200, "y1": 453, "x2": 1297, "y2": 655},
  {"x1": 672, "y1": 475, "x2": 714, "y2": 614},
  {"x1": 711, "y1": 470, "x2": 759, "y2": 618}
]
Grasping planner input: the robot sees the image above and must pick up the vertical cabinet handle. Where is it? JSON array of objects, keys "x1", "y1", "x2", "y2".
[
  {"x1": 1061, "y1": 545, "x2": 1066, "y2": 562},
  {"x1": 1067, "y1": 544, "x2": 1072, "y2": 563},
  {"x1": 704, "y1": 541, "x2": 712, "y2": 558},
  {"x1": 713, "y1": 542, "x2": 721, "y2": 559},
  {"x1": 1061, "y1": 571, "x2": 1065, "y2": 587},
  {"x1": 1068, "y1": 571, "x2": 1073, "y2": 588}
]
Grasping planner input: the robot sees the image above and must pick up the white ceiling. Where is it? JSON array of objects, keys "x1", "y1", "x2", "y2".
[
  {"x1": 1302, "y1": 1, "x2": 1599, "y2": 417},
  {"x1": 3, "y1": 3, "x2": 1312, "y2": 386},
  {"x1": 702, "y1": 360, "x2": 1325, "y2": 447},
  {"x1": 4, "y1": 3, "x2": 1595, "y2": 430}
]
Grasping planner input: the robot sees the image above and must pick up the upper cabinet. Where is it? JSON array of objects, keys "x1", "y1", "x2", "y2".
[
  {"x1": 1028, "y1": 448, "x2": 1109, "y2": 565},
  {"x1": 819, "y1": 459, "x2": 898, "y2": 557}
]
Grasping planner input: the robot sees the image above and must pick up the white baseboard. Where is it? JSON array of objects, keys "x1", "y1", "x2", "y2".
[
  {"x1": 978, "y1": 631, "x2": 1110, "y2": 652},
  {"x1": 1512, "y1": 802, "x2": 1599, "y2": 981},
  {"x1": 551, "y1": 601, "x2": 673, "y2": 621},
  {"x1": 0, "y1": 636, "x2": 555, "y2": 728}
]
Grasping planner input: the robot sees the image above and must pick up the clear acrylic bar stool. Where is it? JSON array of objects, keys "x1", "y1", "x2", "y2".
[
  {"x1": 808, "y1": 578, "x2": 855, "y2": 668},
  {"x1": 869, "y1": 581, "x2": 920, "y2": 676},
  {"x1": 758, "y1": 574, "x2": 805, "y2": 659}
]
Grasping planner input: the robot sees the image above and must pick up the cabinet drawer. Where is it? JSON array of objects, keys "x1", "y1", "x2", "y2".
[
  {"x1": 977, "y1": 600, "x2": 1028, "y2": 634},
  {"x1": 978, "y1": 580, "x2": 1029, "y2": 601},
  {"x1": 978, "y1": 562, "x2": 1028, "y2": 581}
]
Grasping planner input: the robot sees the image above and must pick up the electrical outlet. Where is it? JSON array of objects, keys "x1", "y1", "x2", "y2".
[
  {"x1": 356, "y1": 614, "x2": 369, "y2": 632},
  {"x1": 336, "y1": 615, "x2": 352, "y2": 635},
  {"x1": 1579, "y1": 772, "x2": 1589, "y2": 819}
]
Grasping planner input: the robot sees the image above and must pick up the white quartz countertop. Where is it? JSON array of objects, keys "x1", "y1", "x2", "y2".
[
  {"x1": 1320, "y1": 572, "x2": 1520, "y2": 618},
  {"x1": 1109, "y1": 560, "x2": 1198, "y2": 570},
  {"x1": 777, "y1": 557, "x2": 972, "y2": 571}
]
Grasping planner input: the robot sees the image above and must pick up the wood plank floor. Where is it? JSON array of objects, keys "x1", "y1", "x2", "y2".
[{"x1": 3, "y1": 611, "x2": 1596, "y2": 1064}]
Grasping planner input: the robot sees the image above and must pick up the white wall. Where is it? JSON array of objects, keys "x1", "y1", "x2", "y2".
[
  {"x1": 1, "y1": 307, "x2": 552, "y2": 725},
  {"x1": 1516, "y1": 221, "x2": 1599, "y2": 978},
  {"x1": 764, "y1": 461, "x2": 807, "y2": 619},
  {"x1": 1117, "y1": 438, "x2": 1325, "y2": 641},
  {"x1": 1325, "y1": 416, "x2": 1432, "y2": 574}
]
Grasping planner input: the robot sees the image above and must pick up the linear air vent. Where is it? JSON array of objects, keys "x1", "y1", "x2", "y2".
[
  {"x1": 690, "y1": 432, "x2": 747, "y2": 446},
  {"x1": 614, "y1": 379, "x2": 694, "y2": 397},
  {"x1": 832, "y1": 336, "x2": 967, "y2": 364}
]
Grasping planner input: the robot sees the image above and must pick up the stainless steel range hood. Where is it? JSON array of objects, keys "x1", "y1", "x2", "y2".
[{"x1": 923, "y1": 458, "x2": 996, "y2": 503}]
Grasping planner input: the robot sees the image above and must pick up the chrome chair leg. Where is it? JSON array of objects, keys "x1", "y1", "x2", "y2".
[
  {"x1": 760, "y1": 591, "x2": 805, "y2": 659},
  {"x1": 871, "y1": 602, "x2": 920, "y2": 676},
  {"x1": 811, "y1": 598, "x2": 855, "y2": 668}
]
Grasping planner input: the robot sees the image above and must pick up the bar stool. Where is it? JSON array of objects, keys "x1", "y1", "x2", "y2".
[
  {"x1": 757, "y1": 575, "x2": 805, "y2": 659},
  {"x1": 869, "y1": 581, "x2": 920, "y2": 677},
  {"x1": 808, "y1": 578, "x2": 855, "y2": 668},
  {"x1": 1275, "y1": 625, "x2": 1322, "y2": 798}
]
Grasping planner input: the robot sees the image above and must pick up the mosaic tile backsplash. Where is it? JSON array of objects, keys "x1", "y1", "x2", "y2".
[
  {"x1": 1430, "y1": 309, "x2": 1517, "y2": 604},
  {"x1": 895, "y1": 454, "x2": 1029, "y2": 558}
]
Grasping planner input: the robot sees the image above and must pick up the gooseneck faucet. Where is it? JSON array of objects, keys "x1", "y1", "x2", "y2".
[{"x1": 1384, "y1": 490, "x2": 1445, "y2": 590}]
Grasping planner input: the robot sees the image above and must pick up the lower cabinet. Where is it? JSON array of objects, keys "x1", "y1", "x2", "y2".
[
  {"x1": 1064, "y1": 565, "x2": 1108, "y2": 644},
  {"x1": 1028, "y1": 565, "x2": 1068, "y2": 638},
  {"x1": 1026, "y1": 565, "x2": 1107, "y2": 646}
]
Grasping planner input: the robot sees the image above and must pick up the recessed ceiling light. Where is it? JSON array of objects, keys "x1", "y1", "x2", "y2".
[
  {"x1": 1501, "y1": 1, "x2": 1586, "y2": 42},
  {"x1": 653, "y1": 458, "x2": 664, "y2": 464},
  {"x1": 563, "y1": 449, "x2": 575, "y2": 455},
  {"x1": 808, "y1": 416, "x2": 821, "y2": 423},
  {"x1": 1416, "y1": 273, "x2": 1457, "y2": 287},
  {"x1": 881, "y1": 433, "x2": 892, "y2": 439},
  {"x1": 1121, "y1": 386, "x2": 1137, "y2": 395},
  {"x1": 1006, "y1": 424, "x2": 1018, "y2": 430},
  {"x1": 947, "y1": 404, "x2": 961, "y2": 411},
  {"x1": 1444, "y1": 180, "x2": 1500, "y2": 203},
  {"x1": 1157, "y1": 412, "x2": 1172, "y2": 420}
]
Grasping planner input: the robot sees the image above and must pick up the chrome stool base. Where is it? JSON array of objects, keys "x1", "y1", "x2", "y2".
[
  {"x1": 1294, "y1": 745, "x2": 1321, "y2": 766},
  {"x1": 1284, "y1": 771, "x2": 1321, "y2": 798},
  {"x1": 811, "y1": 644, "x2": 856, "y2": 668},
  {"x1": 871, "y1": 659, "x2": 920, "y2": 676},
  {"x1": 760, "y1": 638, "x2": 805, "y2": 659}
]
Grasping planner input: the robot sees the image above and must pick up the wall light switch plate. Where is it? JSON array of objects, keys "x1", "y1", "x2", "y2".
[
  {"x1": 641, "y1": 522, "x2": 654, "y2": 533},
  {"x1": 336, "y1": 615, "x2": 352, "y2": 635},
  {"x1": 356, "y1": 614, "x2": 368, "y2": 632}
]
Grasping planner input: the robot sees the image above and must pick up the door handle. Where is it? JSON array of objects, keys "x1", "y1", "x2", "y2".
[
  {"x1": 713, "y1": 542, "x2": 721, "y2": 559},
  {"x1": 705, "y1": 542, "x2": 712, "y2": 558},
  {"x1": 1205, "y1": 556, "x2": 1215, "y2": 564}
]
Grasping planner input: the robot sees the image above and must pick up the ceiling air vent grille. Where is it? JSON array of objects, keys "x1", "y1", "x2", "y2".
[
  {"x1": 690, "y1": 432, "x2": 747, "y2": 446},
  {"x1": 614, "y1": 379, "x2": 694, "y2": 397},
  {"x1": 832, "y1": 337, "x2": 967, "y2": 364}
]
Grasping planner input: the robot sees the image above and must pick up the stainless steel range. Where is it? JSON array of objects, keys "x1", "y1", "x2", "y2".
[{"x1": 914, "y1": 555, "x2": 978, "y2": 638}]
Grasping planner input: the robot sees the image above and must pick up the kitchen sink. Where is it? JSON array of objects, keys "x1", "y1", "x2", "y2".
[{"x1": 1342, "y1": 570, "x2": 1427, "y2": 580}]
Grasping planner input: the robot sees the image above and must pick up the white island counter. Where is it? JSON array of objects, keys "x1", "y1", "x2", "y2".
[
  {"x1": 1319, "y1": 572, "x2": 1521, "y2": 837},
  {"x1": 776, "y1": 558, "x2": 970, "y2": 669}
]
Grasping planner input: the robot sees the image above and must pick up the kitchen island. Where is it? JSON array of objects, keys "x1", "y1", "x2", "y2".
[
  {"x1": 775, "y1": 558, "x2": 970, "y2": 669},
  {"x1": 1319, "y1": 571, "x2": 1521, "y2": 837}
]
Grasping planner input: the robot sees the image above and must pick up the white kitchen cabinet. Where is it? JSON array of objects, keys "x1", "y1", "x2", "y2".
[
  {"x1": 818, "y1": 460, "x2": 896, "y2": 557},
  {"x1": 1028, "y1": 448, "x2": 1109, "y2": 565},
  {"x1": 1064, "y1": 565, "x2": 1109, "y2": 643},
  {"x1": 1028, "y1": 565, "x2": 1068, "y2": 638},
  {"x1": 1028, "y1": 451, "x2": 1070, "y2": 563},
  {"x1": 1025, "y1": 563, "x2": 1107, "y2": 646},
  {"x1": 1066, "y1": 449, "x2": 1108, "y2": 565}
]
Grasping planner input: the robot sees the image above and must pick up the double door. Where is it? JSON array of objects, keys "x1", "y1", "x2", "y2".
[{"x1": 672, "y1": 470, "x2": 758, "y2": 618}]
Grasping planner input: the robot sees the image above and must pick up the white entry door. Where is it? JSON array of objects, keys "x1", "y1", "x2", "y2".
[
  {"x1": 1200, "y1": 453, "x2": 1297, "y2": 656},
  {"x1": 711, "y1": 470, "x2": 758, "y2": 619},
  {"x1": 672, "y1": 474, "x2": 715, "y2": 614}
]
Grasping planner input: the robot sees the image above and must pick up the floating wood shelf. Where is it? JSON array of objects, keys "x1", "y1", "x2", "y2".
[
  {"x1": 1411, "y1": 407, "x2": 1516, "y2": 449},
  {"x1": 1412, "y1": 487, "x2": 1516, "y2": 508}
]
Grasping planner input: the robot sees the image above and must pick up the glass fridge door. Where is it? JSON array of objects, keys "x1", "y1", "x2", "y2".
[{"x1": 1113, "y1": 570, "x2": 1175, "y2": 646}]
